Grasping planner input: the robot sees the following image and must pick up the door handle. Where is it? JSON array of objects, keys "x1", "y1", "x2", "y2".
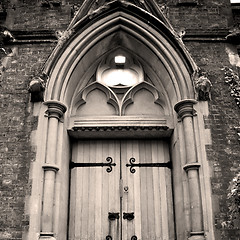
[
  {"x1": 108, "y1": 212, "x2": 120, "y2": 221},
  {"x1": 123, "y1": 212, "x2": 134, "y2": 221}
]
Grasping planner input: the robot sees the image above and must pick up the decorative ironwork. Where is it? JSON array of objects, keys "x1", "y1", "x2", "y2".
[
  {"x1": 131, "y1": 236, "x2": 137, "y2": 240},
  {"x1": 108, "y1": 212, "x2": 120, "y2": 221},
  {"x1": 106, "y1": 235, "x2": 112, "y2": 240},
  {"x1": 123, "y1": 212, "x2": 134, "y2": 221},
  {"x1": 126, "y1": 157, "x2": 172, "y2": 174},
  {"x1": 70, "y1": 157, "x2": 116, "y2": 173}
]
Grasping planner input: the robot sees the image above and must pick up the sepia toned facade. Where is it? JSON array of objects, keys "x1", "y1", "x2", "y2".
[{"x1": 0, "y1": 0, "x2": 239, "y2": 239}]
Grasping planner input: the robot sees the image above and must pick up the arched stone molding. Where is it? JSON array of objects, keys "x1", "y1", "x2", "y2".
[
  {"x1": 42, "y1": 1, "x2": 197, "y2": 105},
  {"x1": 69, "y1": 0, "x2": 173, "y2": 31},
  {"x1": 27, "y1": 1, "x2": 215, "y2": 240}
]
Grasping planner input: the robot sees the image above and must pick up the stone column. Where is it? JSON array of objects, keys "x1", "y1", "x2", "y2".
[
  {"x1": 40, "y1": 100, "x2": 67, "y2": 239},
  {"x1": 174, "y1": 99, "x2": 205, "y2": 240}
]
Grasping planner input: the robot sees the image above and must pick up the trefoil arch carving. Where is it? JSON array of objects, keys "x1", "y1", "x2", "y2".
[{"x1": 72, "y1": 80, "x2": 166, "y2": 118}]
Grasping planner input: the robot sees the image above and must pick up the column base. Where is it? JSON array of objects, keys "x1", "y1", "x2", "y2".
[
  {"x1": 39, "y1": 232, "x2": 56, "y2": 240},
  {"x1": 188, "y1": 232, "x2": 205, "y2": 240},
  {"x1": 39, "y1": 237, "x2": 56, "y2": 240}
]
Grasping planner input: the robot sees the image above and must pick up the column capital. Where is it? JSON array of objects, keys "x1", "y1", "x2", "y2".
[
  {"x1": 174, "y1": 99, "x2": 197, "y2": 120},
  {"x1": 42, "y1": 164, "x2": 59, "y2": 172},
  {"x1": 44, "y1": 100, "x2": 67, "y2": 120},
  {"x1": 183, "y1": 162, "x2": 201, "y2": 172}
]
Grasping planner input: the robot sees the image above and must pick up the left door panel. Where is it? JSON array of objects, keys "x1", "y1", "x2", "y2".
[{"x1": 69, "y1": 140, "x2": 121, "y2": 240}]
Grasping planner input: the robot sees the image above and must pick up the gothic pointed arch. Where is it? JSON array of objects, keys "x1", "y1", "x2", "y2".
[
  {"x1": 69, "y1": 0, "x2": 173, "y2": 30},
  {"x1": 42, "y1": 0, "x2": 198, "y2": 107}
]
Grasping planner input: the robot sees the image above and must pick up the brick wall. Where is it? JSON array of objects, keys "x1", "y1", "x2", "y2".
[
  {"x1": 185, "y1": 41, "x2": 240, "y2": 239},
  {"x1": 0, "y1": 44, "x2": 55, "y2": 239}
]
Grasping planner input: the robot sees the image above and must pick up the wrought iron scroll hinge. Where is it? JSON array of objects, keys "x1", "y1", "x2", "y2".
[
  {"x1": 108, "y1": 212, "x2": 120, "y2": 221},
  {"x1": 126, "y1": 157, "x2": 172, "y2": 174},
  {"x1": 70, "y1": 157, "x2": 116, "y2": 173},
  {"x1": 123, "y1": 212, "x2": 134, "y2": 221}
]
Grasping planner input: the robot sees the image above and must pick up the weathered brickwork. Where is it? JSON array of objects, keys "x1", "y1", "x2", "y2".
[
  {"x1": 160, "y1": 0, "x2": 233, "y2": 31},
  {"x1": 185, "y1": 41, "x2": 240, "y2": 239},
  {"x1": 0, "y1": 44, "x2": 55, "y2": 239},
  {"x1": 0, "y1": 0, "x2": 240, "y2": 239}
]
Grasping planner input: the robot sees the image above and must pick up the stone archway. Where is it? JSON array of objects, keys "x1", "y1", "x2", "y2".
[{"x1": 27, "y1": 1, "x2": 215, "y2": 240}]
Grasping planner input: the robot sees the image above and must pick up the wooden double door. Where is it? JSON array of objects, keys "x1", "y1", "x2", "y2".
[{"x1": 69, "y1": 139, "x2": 175, "y2": 240}]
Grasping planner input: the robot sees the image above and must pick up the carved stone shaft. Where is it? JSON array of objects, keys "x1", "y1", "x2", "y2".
[
  {"x1": 40, "y1": 101, "x2": 67, "y2": 237},
  {"x1": 174, "y1": 99, "x2": 204, "y2": 240}
]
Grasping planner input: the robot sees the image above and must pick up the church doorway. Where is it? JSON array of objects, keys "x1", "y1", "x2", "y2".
[
  {"x1": 30, "y1": 2, "x2": 214, "y2": 239},
  {"x1": 69, "y1": 139, "x2": 175, "y2": 240}
]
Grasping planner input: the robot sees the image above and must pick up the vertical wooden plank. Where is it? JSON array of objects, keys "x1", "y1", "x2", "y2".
[
  {"x1": 126, "y1": 140, "x2": 135, "y2": 240},
  {"x1": 158, "y1": 140, "x2": 169, "y2": 240},
  {"x1": 88, "y1": 140, "x2": 96, "y2": 239},
  {"x1": 81, "y1": 141, "x2": 90, "y2": 239},
  {"x1": 100, "y1": 140, "x2": 108, "y2": 240},
  {"x1": 116, "y1": 140, "x2": 121, "y2": 240},
  {"x1": 108, "y1": 140, "x2": 114, "y2": 239},
  {"x1": 74, "y1": 141, "x2": 84, "y2": 240},
  {"x1": 68, "y1": 142, "x2": 76, "y2": 240},
  {"x1": 139, "y1": 140, "x2": 149, "y2": 240},
  {"x1": 116, "y1": 141, "x2": 121, "y2": 240},
  {"x1": 164, "y1": 141, "x2": 175, "y2": 240},
  {"x1": 95, "y1": 140, "x2": 103, "y2": 240},
  {"x1": 121, "y1": 140, "x2": 128, "y2": 240},
  {"x1": 109, "y1": 140, "x2": 120, "y2": 240},
  {"x1": 132, "y1": 139, "x2": 142, "y2": 240},
  {"x1": 69, "y1": 141, "x2": 84, "y2": 239},
  {"x1": 152, "y1": 139, "x2": 163, "y2": 239},
  {"x1": 145, "y1": 140, "x2": 155, "y2": 239}
]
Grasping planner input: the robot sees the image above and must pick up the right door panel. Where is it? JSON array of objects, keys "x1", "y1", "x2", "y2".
[{"x1": 121, "y1": 139, "x2": 175, "y2": 240}]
